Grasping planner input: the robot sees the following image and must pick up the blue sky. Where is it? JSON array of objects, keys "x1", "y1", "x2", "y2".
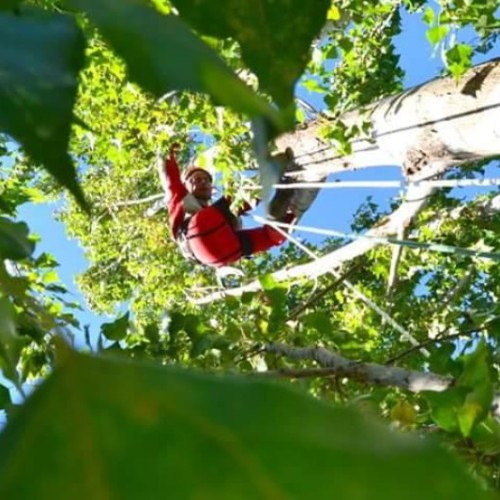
[{"x1": 14, "y1": 10, "x2": 500, "y2": 356}]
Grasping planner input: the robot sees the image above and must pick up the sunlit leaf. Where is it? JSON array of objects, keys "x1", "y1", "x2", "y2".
[{"x1": 426, "y1": 25, "x2": 449, "y2": 46}]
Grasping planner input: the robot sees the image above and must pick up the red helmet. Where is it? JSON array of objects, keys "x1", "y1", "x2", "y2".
[{"x1": 183, "y1": 166, "x2": 213, "y2": 183}]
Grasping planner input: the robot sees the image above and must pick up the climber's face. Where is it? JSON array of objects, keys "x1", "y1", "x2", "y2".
[{"x1": 186, "y1": 170, "x2": 213, "y2": 201}]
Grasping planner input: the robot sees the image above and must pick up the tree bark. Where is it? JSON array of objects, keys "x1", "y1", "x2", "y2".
[
  {"x1": 264, "y1": 343, "x2": 453, "y2": 392},
  {"x1": 276, "y1": 57, "x2": 500, "y2": 181},
  {"x1": 262, "y1": 343, "x2": 500, "y2": 420}
]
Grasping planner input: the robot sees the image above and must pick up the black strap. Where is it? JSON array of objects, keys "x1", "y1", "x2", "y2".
[{"x1": 236, "y1": 231, "x2": 253, "y2": 257}]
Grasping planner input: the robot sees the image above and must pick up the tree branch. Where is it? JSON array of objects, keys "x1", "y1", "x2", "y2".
[
  {"x1": 110, "y1": 193, "x2": 164, "y2": 208},
  {"x1": 263, "y1": 343, "x2": 453, "y2": 392},
  {"x1": 288, "y1": 264, "x2": 360, "y2": 320},
  {"x1": 386, "y1": 224, "x2": 406, "y2": 299}
]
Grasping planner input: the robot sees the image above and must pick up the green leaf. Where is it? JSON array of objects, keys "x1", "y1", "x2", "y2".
[
  {"x1": 171, "y1": 0, "x2": 330, "y2": 109},
  {"x1": 457, "y1": 389, "x2": 492, "y2": 438},
  {"x1": 455, "y1": 342, "x2": 493, "y2": 436},
  {"x1": 0, "y1": 0, "x2": 21, "y2": 12},
  {"x1": 425, "y1": 387, "x2": 469, "y2": 433},
  {"x1": 0, "y1": 217, "x2": 34, "y2": 260},
  {"x1": 458, "y1": 341, "x2": 492, "y2": 389},
  {"x1": 0, "y1": 11, "x2": 87, "y2": 209},
  {"x1": 182, "y1": 314, "x2": 205, "y2": 340},
  {"x1": 422, "y1": 7, "x2": 435, "y2": 26},
  {"x1": 240, "y1": 292, "x2": 256, "y2": 305},
  {"x1": 0, "y1": 383, "x2": 10, "y2": 409},
  {"x1": 426, "y1": 25, "x2": 449, "y2": 46},
  {"x1": 445, "y1": 43, "x2": 473, "y2": 80},
  {"x1": 0, "y1": 297, "x2": 22, "y2": 383},
  {"x1": 100, "y1": 312, "x2": 129, "y2": 341},
  {"x1": 168, "y1": 311, "x2": 185, "y2": 337},
  {"x1": 327, "y1": 6, "x2": 341, "y2": 21},
  {"x1": 190, "y1": 334, "x2": 217, "y2": 357},
  {"x1": 144, "y1": 323, "x2": 160, "y2": 343},
  {"x1": 70, "y1": 0, "x2": 284, "y2": 129},
  {"x1": 259, "y1": 273, "x2": 279, "y2": 291},
  {"x1": 301, "y1": 312, "x2": 332, "y2": 335},
  {"x1": 0, "y1": 353, "x2": 487, "y2": 499}
]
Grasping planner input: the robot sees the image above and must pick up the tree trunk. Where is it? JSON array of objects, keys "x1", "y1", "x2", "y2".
[{"x1": 276, "y1": 57, "x2": 500, "y2": 180}]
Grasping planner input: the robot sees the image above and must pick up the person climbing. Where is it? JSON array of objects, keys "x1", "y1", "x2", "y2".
[{"x1": 158, "y1": 144, "x2": 297, "y2": 267}]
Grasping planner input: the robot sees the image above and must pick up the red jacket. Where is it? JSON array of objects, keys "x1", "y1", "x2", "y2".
[{"x1": 163, "y1": 153, "x2": 254, "y2": 266}]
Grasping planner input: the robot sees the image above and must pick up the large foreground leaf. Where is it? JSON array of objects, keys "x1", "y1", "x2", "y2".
[
  {"x1": 172, "y1": 0, "x2": 330, "y2": 109},
  {"x1": 70, "y1": 0, "x2": 285, "y2": 130},
  {"x1": 0, "y1": 217, "x2": 34, "y2": 260},
  {"x1": 0, "y1": 352, "x2": 486, "y2": 499},
  {"x1": 0, "y1": 11, "x2": 86, "y2": 208}
]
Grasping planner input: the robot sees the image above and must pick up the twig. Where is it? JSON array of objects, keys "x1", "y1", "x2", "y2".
[
  {"x1": 288, "y1": 264, "x2": 360, "y2": 320},
  {"x1": 110, "y1": 193, "x2": 164, "y2": 208},
  {"x1": 384, "y1": 323, "x2": 489, "y2": 365}
]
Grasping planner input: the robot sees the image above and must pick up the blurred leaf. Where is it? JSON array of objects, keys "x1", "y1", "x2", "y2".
[
  {"x1": 458, "y1": 390, "x2": 490, "y2": 438},
  {"x1": 240, "y1": 292, "x2": 256, "y2": 305},
  {"x1": 168, "y1": 311, "x2": 185, "y2": 337},
  {"x1": 390, "y1": 400, "x2": 417, "y2": 427},
  {"x1": 183, "y1": 314, "x2": 205, "y2": 340},
  {"x1": 0, "y1": 217, "x2": 34, "y2": 260},
  {"x1": 301, "y1": 312, "x2": 332, "y2": 335},
  {"x1": 422, "y1": 7, "x2": 435, "y2": 26},
  {"x1": 458, "y1": 341, "x2": 492, "y2": 389},
  {"x1": 259, "y1": 273, "x2": 280, "y2": 291},
  {"x1": 0, "y1": 353, "x2": 487, "y2": 499},
  {"x1": 70, "y1": 0, "x2": 283, "y2": 129},
  {"x1": 101, "y1": 312, "x2": 129, "y2": 341},
  {"x1": 42, "y1": 270, "x2": 59, "y2": 285},
  {"x1": 144, "y1": 323, "x2": 160, "y2": 343},
  {"x1": 0, "y1": 0, "x2": 21, "y2": 12},
  {"x1": 426, "y1": 387, "x2": 469, "y2": 433},
  {"x1": 0, "y1": 383, "x2": 10, "y2": 409},
  {"x1": 470, "y1": 416, "x2": 500, "y2": 455},
  {"x1": 456, "y1": 342, "x2": 493, "y2": 437},
  {"x1": 428, "y1": 343, "x2": 458, "y2": 375},
  {"x1": 0, "y1": 297, "x2": 22, "y2": 383},
  {"x1": 190, "y1": 334, "x2": 215, "y2": 357},
  {"x1": 0, "y1": 11, "x2": 87, "y2": 209},
  {"x1": 172, "y1": 0, "x2": 330, "y2": 111},
  {"x1": 327, "y1": 6, "x2": 341, "y2": 21}
]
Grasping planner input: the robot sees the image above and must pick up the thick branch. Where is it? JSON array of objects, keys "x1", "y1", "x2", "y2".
[
  {"x1": 264, "y1": 343, "x2": 452, "y2": 392},
  {"x1": 263, "y1": 342, "x2": 500, "y2": 420},
  {"x1": 111, "y1": 193, "x2": 164, "y2": 208},
  {"x1": 277, "y1": 58, "x2": 500, "y2": 180}
]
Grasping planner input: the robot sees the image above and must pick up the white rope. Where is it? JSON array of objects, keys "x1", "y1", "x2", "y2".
[
  {"x1": 259, "y1": 216, "x2": 430, "y2": 356},
  {"x1": 254, "y1": 216, "x2": 500, "y2": 262},
  {"x1": 266, "y1": 177, "x2": 500, "y2": 190}
]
